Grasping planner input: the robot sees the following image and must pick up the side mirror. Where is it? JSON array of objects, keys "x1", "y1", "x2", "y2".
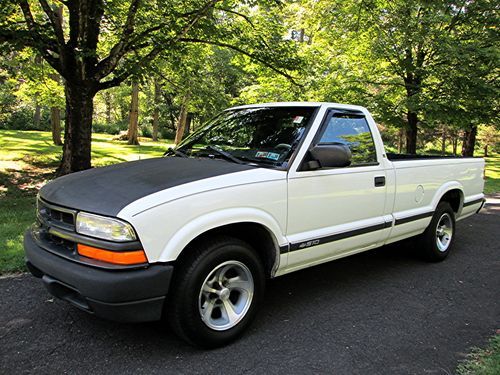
[{"x1": 306, "y1": 144, "x2": 352, "y2": 170}]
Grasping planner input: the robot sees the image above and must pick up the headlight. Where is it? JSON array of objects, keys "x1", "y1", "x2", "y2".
[{"x1": 76, "y1": 212, "x2": 137, "y2": 242}]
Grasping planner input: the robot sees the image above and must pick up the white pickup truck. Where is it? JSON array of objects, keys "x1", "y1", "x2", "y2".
[{"x1": 25, "y1": 102, "x2": 485, "y2": 347}]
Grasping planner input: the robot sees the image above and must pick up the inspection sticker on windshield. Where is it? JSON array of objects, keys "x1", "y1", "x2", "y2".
[
  {"x1": 255, "y1": 151, "x2": 280, "y2": 161},
  {"x1": 293, "y1": 116, "x2": 304, "y2": 124}
]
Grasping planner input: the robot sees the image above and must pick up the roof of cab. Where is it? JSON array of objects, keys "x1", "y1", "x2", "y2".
[{"x1": 227, "y1": 101, "x2": 367, "y2": 112}]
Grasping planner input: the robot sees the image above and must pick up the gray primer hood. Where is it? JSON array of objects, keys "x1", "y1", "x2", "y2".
[{"x1": 39, "y1": 157, "x2": 255, "y2": 216}]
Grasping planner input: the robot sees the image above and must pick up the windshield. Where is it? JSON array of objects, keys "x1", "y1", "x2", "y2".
[{"x1": 175, "y1": 106, "x2": 317, "y2": 168}]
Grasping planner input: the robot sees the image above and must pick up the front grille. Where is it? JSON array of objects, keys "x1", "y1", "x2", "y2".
[
  {"x1": 36, "y1": 197, "x2": 77, "y2": 254},
  {"x1": 37, "y1": 198, "x2": 76, "y2": 231}
]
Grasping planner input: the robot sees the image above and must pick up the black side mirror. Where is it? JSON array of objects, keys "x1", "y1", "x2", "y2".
[{"x1": 305, "y1": 144, "x2": 352, "y2": 170}]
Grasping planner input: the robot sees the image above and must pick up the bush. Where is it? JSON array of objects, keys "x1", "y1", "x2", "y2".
[
  {"x1": 92, "y1": 121, "x2": 127, "y2": 135},
  {"x1": 0, "y1": 107, "x2": 51, "y2": 131},
  {"x1": 140, "y1": 124, "x2": 153, "y2": 138},
  {"x1": 141, "y1": 124, "x2": 176, "y2": 141},
  {"x1": 160, "y1": 127, "x2": 176, "y2": 141}
]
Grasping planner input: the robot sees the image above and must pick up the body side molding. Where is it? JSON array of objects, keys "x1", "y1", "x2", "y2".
[{"x1": 285, "y1": 209, "x2": 441, "y2": 253}]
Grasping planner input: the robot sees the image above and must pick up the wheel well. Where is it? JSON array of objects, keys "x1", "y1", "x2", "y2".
[
  {"x1": 439, "y1": 189, "x2": 463, "y2": 213},
  {"x1": 178, "y1": 223, "x2": 280, "y2": 278}
]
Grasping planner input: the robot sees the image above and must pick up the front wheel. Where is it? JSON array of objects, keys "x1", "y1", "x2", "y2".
[
  {"x1": 166, "y1": 236, "x2": 265, "y2": 348},
  {"x1": 419, "y1": 202, "x2": 456, "y2": 262}
]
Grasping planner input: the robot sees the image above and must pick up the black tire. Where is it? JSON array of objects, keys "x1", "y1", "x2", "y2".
[
  {"x1": 166, "y1": 236, "x2": 265, "y2": 348},
  {"x1": 419, "y1": 201, "x2": 456, "y2": 262}
]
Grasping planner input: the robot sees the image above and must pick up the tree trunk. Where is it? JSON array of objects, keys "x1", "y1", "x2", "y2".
[
  {"x1": 50, "y1": 73, "x2": 63, "y2": 145},
  {"x1": 403, "y1": 59, "x2": 422, "y2": 155},
  {"x1": 405, "y1": 111, "x2": 418, "y2": 154},
  {"x1": 127, "y1": 82, "x2": 140, "y2": 145},
  {"x1": 398, "y1": 128, "x2": 404, "y2": 153},
  {"x1": 57, "y1": 84, "x2": 95, "y2": 176},
  {"x1": 461, "y1": 126, "x2": 477, "y2": 157},
  {"x1": 33, "y1": 101, "x2": 41, "y2": 128},
  {"x1": 441, "y1": 126, "x2": 446, "y2": 155},
  {"x1": 184, "y1": 112, "x2": 193, "y2": 137},
  {"x1": 152, "y1": 79, "x2": 160, "y2": 141},
  {"x1": 452, "y1": 136, "x2": 458, "y2": 156},
  {"x1": 104, "y1": 91, "x2": 112, "y2": 124},
  {"x1": 174, "y1": 94, "x2": 190, "y2": 145},
  {"x1": 484, "y1": 145, "x2": 488, "y2": 157},
  {"x1": 33, "y1": 54, "x2": 42, "y2": 128},
  {"x1": 51, "y1": 107, "x2": 63, "y2": 146}
]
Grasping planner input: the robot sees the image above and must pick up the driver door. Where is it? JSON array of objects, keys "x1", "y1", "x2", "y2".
[{"x1": 285, "y1": 109, "x2": 389, "y2": 271}]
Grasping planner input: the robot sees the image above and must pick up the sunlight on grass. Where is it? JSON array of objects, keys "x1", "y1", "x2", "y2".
[
  {"x1": 0, "y1": 196, "x2": 35, "y2": 273},
  {"x1": 0, "y1": 130, "x2": 173, "y2": 168},
  {"x1": 484, "y1": 155, "x2": 499, "y2": 195}
]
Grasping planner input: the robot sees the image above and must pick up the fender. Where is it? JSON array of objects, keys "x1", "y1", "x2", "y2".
[
  {"x1": 431, "y1": 181, "x2": 464, "y2": 214},
  {"x1": 158, "y1": 207, "x2": 287, "y2": 263}
]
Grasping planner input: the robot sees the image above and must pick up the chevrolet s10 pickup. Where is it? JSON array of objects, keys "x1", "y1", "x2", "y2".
[{"x1": 24, "y1": 102, "x2": 485, "y2": 347}]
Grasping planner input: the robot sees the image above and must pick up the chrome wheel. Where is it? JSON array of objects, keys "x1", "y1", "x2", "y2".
[
  {"x1": 436, "y1": 213, "x2": 453, "y2": 252},
  {"x1": 198, "y1": 260, "x2": 254, "y2": 331}
]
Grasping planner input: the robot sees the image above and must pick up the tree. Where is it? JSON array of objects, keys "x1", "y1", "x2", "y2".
[
  {"x1": 151, "y1": 78, "x2": 160, "y2": 141},
  {"x1": 302, "y1": 0, "x2": 498, "y2": 155},
  {"x1": 477, "y1": 125, "x2": 500, "y2": 157},
  {"x1": 151, "y1": 42, "x2": 250, "y2": 143},
  {"x1": 174, "y1": 92, "x2": 190, "y2": 144},
  {"x1": 127, "y1": 81, "x2": 140, "y2": 145},
  {"x1": 32, "y1": 55, "x2": 43, "y2": 128},
  {"x1": 1, "y1": 0, "x2": 299, "y2": 175},
  {"x1": 4, "y1": 47, "x2": 65, "y2": 136},
  {"x1": 364, "y1": 1, "x2": 474, "y2": 153}
]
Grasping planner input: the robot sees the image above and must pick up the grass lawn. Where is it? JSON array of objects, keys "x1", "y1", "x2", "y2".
[
  {"x1": 484, "y1": 154, "x2": 500, "y2": 194},
  {"x1": 0, "y1": 129, "x2": 173, "y2": 274},
  {"x1": 457, "y1": 334, "x2": 500, "y2": 375}
]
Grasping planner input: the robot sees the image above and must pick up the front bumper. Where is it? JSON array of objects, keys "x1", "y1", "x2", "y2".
[{"x1": 24, "y1": 230, "x2": 174, "y2": 322}]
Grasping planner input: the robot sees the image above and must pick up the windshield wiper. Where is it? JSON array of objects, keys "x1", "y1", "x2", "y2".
[
  {"x1": 164, "y1": 147, "x2": 188, "y2": 158},
  {"x1": 206, "y1": 145, "x2": 243, "y2": 164}
]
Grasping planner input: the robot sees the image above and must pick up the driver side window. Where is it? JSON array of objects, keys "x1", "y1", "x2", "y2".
[{"x1": 318, "y1": 114, "x2": 377, "y2": 166}]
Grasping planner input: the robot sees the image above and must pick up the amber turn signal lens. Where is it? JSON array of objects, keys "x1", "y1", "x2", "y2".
[{"x1": 77, "y1": 244, "x2": 147, "y2": 265}]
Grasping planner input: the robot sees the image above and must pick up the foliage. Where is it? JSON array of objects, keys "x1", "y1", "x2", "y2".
[
  {"x1": 0, "y1": 107, "x2": 50, "y2": 131},
  {"x1": 91, "y1": 121, "x2": 127, "y2": 135},
  {"x1": 478, "y1": 126, "x2": 500, "y2": 155},
  {"x1": 229, "y1": 0, "x2": 499, "y2": 155}
]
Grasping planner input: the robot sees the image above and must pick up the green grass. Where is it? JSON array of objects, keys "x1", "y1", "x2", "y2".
[
  {"x1": 0, "y1": 130, "x2": 172, "y2": 168},
  {"x1": 0, "y1": 129, "x2": 173, "y2": 274},
  {"x1": 484, "y1": 154, "x2": 500, "y2": 195},
  {"x1": 0, "y1": 196, "x2": 35, "y2": 274},
  {"x1": 457, "y1": 334, "x2": 500, "y2": 375}
]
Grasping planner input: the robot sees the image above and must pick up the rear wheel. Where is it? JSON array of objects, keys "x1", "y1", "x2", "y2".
[
  {"x1": 419, "y1": 202, "x2": 456, "y2": 262},
  {"x1": 166, "y1": 236, "x2": 265, "y2": 348}
]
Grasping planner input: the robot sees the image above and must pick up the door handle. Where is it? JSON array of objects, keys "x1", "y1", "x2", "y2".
[{"x1": 374, "y1": 176, "x2": 385, "y2": 187}]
